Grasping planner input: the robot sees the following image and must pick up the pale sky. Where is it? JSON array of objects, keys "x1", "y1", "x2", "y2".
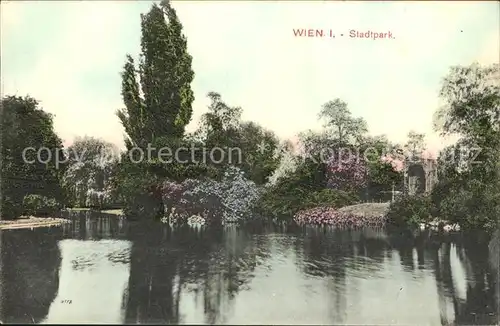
[{"x1": 2, "y1": 1, "x2": 499, "y2": 152}]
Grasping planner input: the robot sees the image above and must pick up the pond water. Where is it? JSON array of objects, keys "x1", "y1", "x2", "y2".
[{"x1": 0, "y1": 212, "x2": 498, "y2": 325}]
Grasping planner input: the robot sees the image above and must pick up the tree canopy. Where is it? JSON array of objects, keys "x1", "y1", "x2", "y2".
[
  {"x1": 117, "y1": 1, "x2": 194, "y2": 148},
  {"x1": 1, "y1": 95, "x2": 65, "y2": 219}
]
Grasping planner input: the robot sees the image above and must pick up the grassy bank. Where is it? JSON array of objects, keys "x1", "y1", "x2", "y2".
[{"x1": 337, "y1": 202, "x2": 390, "y2": 217}]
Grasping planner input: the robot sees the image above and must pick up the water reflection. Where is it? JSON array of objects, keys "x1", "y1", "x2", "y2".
[
  {"x1": 59, "y1": 210, "x2": 127, "y2": 240},
  {"x1": 0, "y1": 213, "x2": 497, "y2": 325},
  {"x1": 0, "y1": 227, "x2": 62, "y2": 324},
  {"x1": 125, "y1": 224, "x2": 272, "y2": 324},
  {"x1": 41, "y1": 240, "x2": 131, "y2": 324}
]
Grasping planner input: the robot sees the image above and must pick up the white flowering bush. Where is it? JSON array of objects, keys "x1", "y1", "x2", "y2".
[
  {"x1": 266, "y1": 145, "x2": 298, "y2": 187},
  {"x1": 219, "y1": 166, "x2": 261, "y2": 223},
  {"x1": 161, "y1": 166, "x2": 261, "y2": 226}
]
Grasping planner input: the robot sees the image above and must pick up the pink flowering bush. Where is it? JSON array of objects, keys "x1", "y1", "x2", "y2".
[
  {"x1": 294, "y1": 207, "x2": 386, "y2": 227},
  {"x1": 326, "y1": 154, "x2": 367, "y2": 193},
  {"x1": 381, "y1": 155, "x2": 404, "y2": 172}
]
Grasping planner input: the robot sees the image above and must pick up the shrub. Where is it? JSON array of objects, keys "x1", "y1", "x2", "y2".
[
  {"x1": 114, "y1": 160, "x2": 164, "y2": 220},
  {"x1": 257, "y1": 158, "x2": 329, "y2": 221},
  {"x1": 23, "y1": 194, "x2": 60, "y2": 216},
  {"x1": 162, "y1": 166, "x2": 261, "y2": 226},
  {"x1": 258, "y1": 186, "x2": 357, "y2": 222},
  {"x1": 1, "y1": 196, "x2": 23, "y2": 219},
  {"x1": 386, "y1": 195, "x2": 433, "y2": 228},
  {"x1": 432, "y1": 178, "x2": 499, "y2": 232},
  {"x1": 123, "y1": 193, "x2": 163, "y2": 221}
]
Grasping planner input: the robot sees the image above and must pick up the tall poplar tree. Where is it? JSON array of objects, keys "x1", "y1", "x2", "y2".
[{"x1": 117, "y1": 0, "x2": 194, "y2": 148}]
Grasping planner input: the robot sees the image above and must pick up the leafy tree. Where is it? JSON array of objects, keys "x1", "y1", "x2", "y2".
[
  {"x1": 432, "y1": 63, "x2": 500, "y2": 231},
  {"x1": 1, "y1": 95, "x2": 65, "y2": 219},
  {"x1": 359, "y1": 134, "x2": 403, "y2": 196},
  {"x1": 257, "y1": 158, "x2": 346, "y2": 221},
  {"x1": 193, "y1": 92, "x2": 281, "y2": 184},
  {"x1": 386, "y1": 194, "x2": 434, "y2": 228},
  {"x1": 404, "y1": 130, "x2": 426, "y2": 162},
  {"x1": 237, "y1": 121, "x2": 280, "y2": 185},
  {"x1": 388, "y1": 63, "x2": 499, "y2": 231},
  {"x1": 298, "y1": 129, "x2": 341, "y2": 160},
  {"x1": 194, "y1": 92, "x2": 243, "y2": 170},
  {"x1": 298, "y1": 131, "x2": 391, "y2": 196},
  {"x1": 436, "y1": 63, "x2": 499, "y2": 180},
  {"x1": 117, "y1": 0, "x2": 194, "y2": 148},
  {"x1": 367, "y1": 160, "x2": 402, "y2": 191},
  {"x1": 197, "y1": 92, "x2": 242, "y2": 146},
  {"x1": 111, "y1": 158, "x2": 163, "y2": 220},
  {"x1": 318, "y1": 98, "x2": 368, "y2": 145},
  {"x1": 112, "y1": 1, "x2": 199, "y2": 219},
  {"x1": 436, "y1": 63, "x2": 499, "y2": 144},
  {"x1": 62, "y1": 136, "x2": 119, "y2": 208},
  {"x1": 112, "y1": 141, "x2": 218, "y2": 220}
]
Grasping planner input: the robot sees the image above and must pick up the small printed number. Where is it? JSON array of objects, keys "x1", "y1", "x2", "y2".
[{"x1": 61, "y1": 300, "x2": 72, "y2": 304}]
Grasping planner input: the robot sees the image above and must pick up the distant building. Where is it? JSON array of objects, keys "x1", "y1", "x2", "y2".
[{"x1": 403, "y1": 158, "x2": 438, "y2": 195}]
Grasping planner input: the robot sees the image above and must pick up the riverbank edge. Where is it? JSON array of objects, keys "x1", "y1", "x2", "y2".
[
  {"x1": 63, "y1": 208, "x2": 124, "y2": 216},
  {"x1": 0, "y1": 207, "x2": 123, "y2": 230},
  {"x1": 0, "y1": 216, "x2": 71, "y2": 230},
  {"x1": 294, "y1": 202, "x2": 463, "y2": 231},
  {"x1": 293, "y1": 202, "x2": 390, "y2": 227}
]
